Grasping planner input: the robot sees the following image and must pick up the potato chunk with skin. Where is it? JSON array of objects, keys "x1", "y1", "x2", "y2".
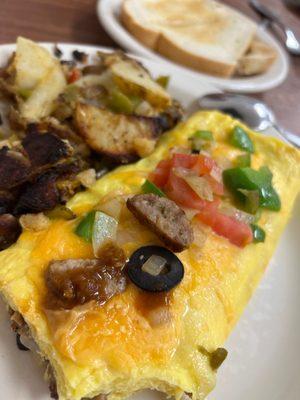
[
  {"x1": 75, "y1": 103, "x2": 161, "y2": 163},
  {"x1": 108, "y1": 56, "x2": 172, "y2": 109},
  {"x1": 11, "y1": 37, "x2": 66, "y2": 121},
  {"x1": 13, "y1": 37, "x2": 56, "y2": 91},
  {"x1": 19, "y1": 65, "x2": 66, "y2": 121}
]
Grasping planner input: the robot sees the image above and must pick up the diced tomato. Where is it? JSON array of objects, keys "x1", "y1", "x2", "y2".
[
  {"x1": 172, "y1": 153, "x2": 198, "y2": 169},
  {"x1": 149, "y1": 159, "x2": 172, "y2": 187},
  {"x1": 191, "y1": 154, "x2": 216, "y2": 175},
  {"x1": 165, "y1": 168, "x2": 214, "y2": 211},
  {"x1": 68, "y1": 68, "x2": 81, "y2": 84},
  {"x1": 197, "y1": 210, "x2": 253, "y2": 248}
]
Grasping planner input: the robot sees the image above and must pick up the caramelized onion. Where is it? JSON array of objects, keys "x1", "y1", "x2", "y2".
[{"x1": 45, "y1": 244, "x2": 127, "y2": 309}]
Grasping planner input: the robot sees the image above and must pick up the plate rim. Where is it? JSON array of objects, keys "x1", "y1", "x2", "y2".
[{"x1": 97, "y1": 0, "x2": 290, "y2": 93}]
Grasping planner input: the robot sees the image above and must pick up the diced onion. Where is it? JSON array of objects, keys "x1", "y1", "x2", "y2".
[
  {"x1": 175, "y1": 167, "x2": 214, "y2": 201},
  {"x1": 183, "y1": 207, "x2": 199, "y2": 221},
  {"x1": 210, "y1": 165, "x2": 222, "y2": 183},
  {"x1": 19, "y1": 213, "x2": 50, "y2": 231},
  {"x1": 135, "y1": 100, "x2": 153, "y2": 116},
  {"x1": 92, "y1": 211, "x2": 118, "y2": 256},
  {"x1": 77, "y1": 168, "x2": 96, "y2": 188},
  {"x1": 185, "y1": 176, "x2": 214, "y2": 201},
  {"x1": 170, "y1": 146, "x2": 191, "y2": 154},
  {"x1": 141, "y1": 255, "x2": 166, "y2": 276},
  {"x1": 97, "y1": 196, "x2": 124, "y2": 220},
  {"x1": 220, "y1": 203, "x2": 255, "y2": 225}
]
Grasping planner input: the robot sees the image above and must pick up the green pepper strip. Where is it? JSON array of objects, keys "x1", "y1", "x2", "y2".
[
  {"x1": 75, "y1": 211, "x2": 96, "y2": 242},
  {"x1": 142, "y1": 180, "x2": 165, "y2": 197},
  {"x1": 156, "y1": 75, "x2": 170, "y2": 89},
  {"x1": 223, "y1": 166, "x2": 281, "y2": 212},
  {"x1": 236, "y1": 153, "x2": 251, "y2": 168},
  {"x1": 251, "y1": 224, "x2": 266, "y2": 243},
  {"x1": 193, "y1": 130, "x2": 214, "y2": 141},
  {"x1": 230, "y1": 126, "x2": 254, "y2": 153},
  {"x1": 108, "y1": 90, "x2": 134, "y2": 114}
]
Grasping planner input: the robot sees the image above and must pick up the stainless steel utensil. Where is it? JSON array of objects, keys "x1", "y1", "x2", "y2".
[
  {"x1": 250, "y1": 0, "x2": 300, "y2": 56},
  {"x1": 198, "y1": 93, "x2": 300, "y2": 148}
]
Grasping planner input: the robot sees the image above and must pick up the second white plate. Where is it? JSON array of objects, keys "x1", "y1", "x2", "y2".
[{"x1": 97, "y1": 0, "x2": 289, "y2": 93}]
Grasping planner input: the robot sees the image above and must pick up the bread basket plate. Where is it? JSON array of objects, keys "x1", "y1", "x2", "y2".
[
  {"x1": 97, "y1": 0, "x2": 289, "y2": 93},
  {"x1": 0, "y1": 43, "x2": 299, "y2": 400}
]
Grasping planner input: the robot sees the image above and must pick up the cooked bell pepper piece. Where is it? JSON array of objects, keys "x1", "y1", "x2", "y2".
[
  {"x1": 236, "y1": 153, "x2": 251, "y2": 167},
  {"x1": 75, "y1": 211, "x2": 95, "y2": 242},
  {"x1": 191, "y1": 130, "x2": 214, "y2": 152},
  {"x1": 142, "y1": 179, "x2": 165, "y2": 197},
  {"x1": 223, "y1": 166, "x2": 281, "y2": 211},
  {"x1": 230, "y1": 126, "x2": 254, "y2": 153},
  {"x1": 18, "y1": 88, "x2": 32, "y2": 99},
  {"x1": 156, "y1": 75, "x2": 170, "y2": 88},
  {"x1": 193, "y1": 130, "x2": 214, "y2": 141},
  {"x1": 108, "y1": 90, "x2": 134, "y2": 114},
  {"x1": 68, "y1": 68, "x2": 81, "y2": 84},
  {"x1": 251, "y1": 224, "x2": 266, "y2": 243},
  {"x1": 238, "y1": 189, "x2": 260, "y2": 214}
]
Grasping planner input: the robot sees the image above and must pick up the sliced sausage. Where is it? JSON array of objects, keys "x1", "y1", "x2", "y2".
[{"x1": 127, "y1": 193, "x2": 193, "y2": 252}]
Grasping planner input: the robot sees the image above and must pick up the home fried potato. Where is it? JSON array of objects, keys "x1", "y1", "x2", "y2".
[
  {"x1": 106, "y1": 53, "x2": 172, "y2": 109},
  {"x1": 12, "y1": 37, "x2": 66, "y2": 121},
  {"x1": 75, "y1": 103, "x2": 161, "y2": 162}
]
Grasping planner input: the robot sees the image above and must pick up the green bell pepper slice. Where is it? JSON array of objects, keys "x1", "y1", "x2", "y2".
[
  {"x1": 108, "y1": 90, "x2": 134, "y2": 114},
  {"x1": 156, "y1": 75, "x2": 170, "y2": 88},
  {"x1": 142, "y1": 180, "x2": 165, "y2": 197},
  {"x1": 75, "y1": 211, "x2": 96, "y2": 242},
  {"x1": 230, "y1": 126, "x2": 254, "y2": 153},
  {"x1": 223, "y1": 166, "x2": 281, "y2": 212},
  {"x1": 190, "y1": 130, "x2": 214, "y2": 152},
  {"x1": 235, "y1": 153, "x2": 251, "y2": 168},
  {"x1": 251, "y1": 224, "x2": 266, "y2": 243},
  {"x1": 193, "y1": 130, "x2": 214, "y2": 141}
]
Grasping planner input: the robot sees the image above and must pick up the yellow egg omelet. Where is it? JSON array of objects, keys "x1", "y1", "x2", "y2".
[{"x1": 0, "y1": 111, "x2": 299, "y2": 400}]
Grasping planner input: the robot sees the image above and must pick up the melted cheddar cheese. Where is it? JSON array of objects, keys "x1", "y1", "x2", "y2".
[{"x1": 0, "y1": 111, "x2": 299, "y2": 400}]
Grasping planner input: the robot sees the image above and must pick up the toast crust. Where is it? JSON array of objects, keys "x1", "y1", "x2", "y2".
[
  {"x1": 236, "y1": 39, "x2": 277, "y2": 76},
  {"x1": 121, "y1": 1, "x2": 160, "y2": 49}
]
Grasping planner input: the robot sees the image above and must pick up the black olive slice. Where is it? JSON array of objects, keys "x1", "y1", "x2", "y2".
[{"x1": 126, "y1": 246, "x2": 184, "y2": 292}]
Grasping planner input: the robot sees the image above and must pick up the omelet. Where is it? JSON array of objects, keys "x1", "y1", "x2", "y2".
[{"x1": 0, "y1": 111, "x2": 299, "y2": 400}]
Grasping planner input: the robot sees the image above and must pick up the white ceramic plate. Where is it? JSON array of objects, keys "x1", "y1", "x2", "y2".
[
  {"x1": 0, "y1": 43, "x2": 299, "y2": 400},
  {"x1": 97, "y1": 0, "x2": 290, "y2": 93}
]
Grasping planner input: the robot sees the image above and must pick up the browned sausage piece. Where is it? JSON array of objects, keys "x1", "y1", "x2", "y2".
[
  {"x1": 127, "y1": 194, "x2": 193, "y2": 252},
  {"x1": 0, "y1": 214, "x2": 22, "y2": 250}
]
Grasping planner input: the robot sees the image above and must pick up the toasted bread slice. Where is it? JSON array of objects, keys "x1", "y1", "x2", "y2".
[
  {"x1": 236, "y1": 38, "x2": 277, "y2": 76},
  {"x1": 121, "y1": 0, "x2": 257, "y2": 77}
]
